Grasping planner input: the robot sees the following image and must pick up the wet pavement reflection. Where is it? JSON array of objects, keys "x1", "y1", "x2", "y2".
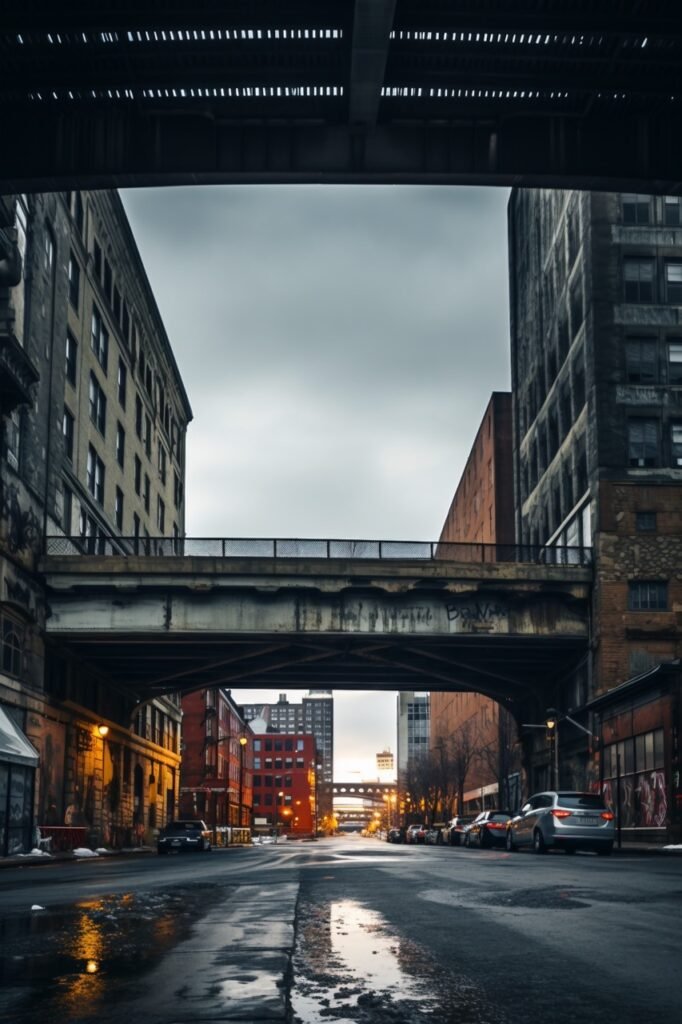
[
  {"x1": 0, "y1": 885, "x2": 220, "y2": 1024},
  {"x1": 290, "y1": 898, "x2": 505, "y2": 1024}
]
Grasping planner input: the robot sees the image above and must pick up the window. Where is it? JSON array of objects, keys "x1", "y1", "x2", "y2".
[
  {"x1": 664, "y1": 196, "x2": 682, "y2": 226},
  {"x1": 103, "y1": 258, "x2": 112, "y2": 303},
  {"x1": 173, "y1": 471, "x2": 183, "y2": 509},
  {"x1": 65, "y1": 330, "x2": 78, "y2": 386},
  {"x1": 668, "y1": 340, "x2": 682, "y2": 384},
  {"x1": 113, "y1": 286, "x2": 121, "y2": 323},
  {"x1": 93, "y1": 238, "x2": 102, "y2": 278},
  {"x1": 118, "y1": 359, "x2": 127, "y2": 407},
  {"x1": 43, "y1": 229, "x2": 54, "y2": 272},
  {"x1": 116, "y1": 422, "x2": 125, "y2": 468},
  {"x1": 144, "y1": 415, "x2": 152, "y2": 458},
  {"x1": 628, "y1": 581, "x2": 667, "y2": 611},
  {"x1": 624, "y1": 259, "x2": 654, "y2": 303},
  {"x1": 134, "y1": 454, "x2": 141, "y2": 495},
  {"x1": 671, "y1": 421, "x2": 682, "y2": 466},
  {"x1": 62, "y1": 407, "x2": 74, "y2": 461},
  {"x1": 665, "y1": 263, "x2": 682, "y2": 303},
  {"x1": 622, "y1": 194, "x2": 651, "y2": 225},
  {"x1": 86, "y1": 445, "x2": 105, "y2": 504},
  {"x1": 157, "y1": 496, "x2": 165, "y2": 532},
  {"x1": 115, "y1": 487, "x2": 124, "y2": 529},
  {"x1": 627, "y1": 419, "x2": 658, "y2": 467},
  {"x1": 625, "y1": 338, "x2": 657, "y2": 384},
  {"x1": 121, "y1": 303, "x2": 130, "y2": 344},
  {"x1": 135, "y1": 395, "x2": 143, "y2": 438},
  {"x1": 635, "y1": 511, "x2": 657, "y2": 532},
  {"x1": 89, "y1": 373, "x2": 106, "y2": 436},
  {"x1": 73, "y1": 192, "x2": 84, "y2": 235},
  {"x1": 143, "y1": 474, "x2": 150, "y2": 513},
  {"x1": 91, "y1": 305, "x2": 109, "y2": 371},
  {"x1": 158, "y1": 443, "x2": 167, "y2": 484},
  {"x1": 63, "y1": 483, "x2": 73, "y2": 534},
  {"x1": 133, "y1": 512, "x2": 141, "y2": 548},
  {"x1": 68, "y1": 252, "x2": 80, "y2": 308}
]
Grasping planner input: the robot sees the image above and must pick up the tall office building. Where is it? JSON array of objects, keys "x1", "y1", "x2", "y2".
[
  {"x1": 0, "y1": 191, "x2": 191, "y2": 854},
  {"x1": 509, "y1": 189, "x2": 682, "y2": 840},
  {"x1": 396, "y1": 691, "x2": 430, "y2": 797}
]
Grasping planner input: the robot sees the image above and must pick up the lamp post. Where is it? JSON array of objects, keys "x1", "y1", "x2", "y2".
[{"x1": 238, "y1": 735, "x2": 247, "y2": 830}]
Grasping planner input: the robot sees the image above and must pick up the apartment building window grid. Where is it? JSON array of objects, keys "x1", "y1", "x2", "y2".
[
  {"x1": 68, "y1": 252, "x2": 80, "y2": 309},
  {"x1": 89, "y1": 372, "x2": 106, "y2": 436},
  {"x1": 62, "y1": 407, "x2": 74, "y2": 461},
  {"x1": 624, "y1": 259, "x2": 654, "y2": 303},
  {"x1": 91, "y1": 305, "x2": 109, "y2": 372},
  {"x1": 86, "y1": 445, "x2": 105, "y2": 505},
  {"x1": 65, "y1": 331, "x2": 78, "y2": 386},
  {"x1": 116, "y1": 422, "x2": 125, "y2": 468}
]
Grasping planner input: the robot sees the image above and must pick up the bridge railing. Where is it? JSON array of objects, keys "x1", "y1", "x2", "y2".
[{"x1": 45, "y1": 535, "x2": 593, "y2": 566}]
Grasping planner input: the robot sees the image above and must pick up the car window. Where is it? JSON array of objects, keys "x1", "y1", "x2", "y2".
[
  {"x1": 489, "y1": 813, "x2": 511, "y2": 821},
  {"x1": 556, "y1": 793, "x2": 607, "y2": 810}
]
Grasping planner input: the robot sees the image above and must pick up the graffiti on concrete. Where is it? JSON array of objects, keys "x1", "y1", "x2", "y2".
[
  {"x1": 445, "y1": 600, "x2": 506, "y2": 624},
  {"x1": 1, "y1": 481, "x2": 41, "y2": 555}
]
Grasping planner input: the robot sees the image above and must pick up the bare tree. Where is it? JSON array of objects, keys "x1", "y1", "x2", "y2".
[{"x1": 475, "y1": 706, "x2": 521, "y2": 812}]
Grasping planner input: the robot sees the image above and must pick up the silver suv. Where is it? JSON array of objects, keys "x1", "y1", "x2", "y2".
[{"x1": 506, "y1": 791, "x2": 615, "y2": 856}]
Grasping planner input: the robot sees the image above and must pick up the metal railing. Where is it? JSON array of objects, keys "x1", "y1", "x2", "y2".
[{"x1": 45, "y1": 535, "x2": 593, "y2": 566}]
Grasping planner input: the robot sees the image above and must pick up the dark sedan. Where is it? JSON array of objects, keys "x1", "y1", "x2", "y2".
[
  {"x1": 464, "y1": 811, "x2": 511, "y2": 849},
  {"x1": 157, "y1": 819, "x2": 213, "y2": 854}
]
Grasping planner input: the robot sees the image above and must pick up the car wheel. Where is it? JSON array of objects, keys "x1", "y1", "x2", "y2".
[
  {"x1": 506, "y1": 830, "x2": 516, "y2": 852},
  {"x1": 597, "y1": 844, "x2": 613, "y2": 856},
  {"x1": 533, "y1": 829, "x2": 547, "y2": 854}
]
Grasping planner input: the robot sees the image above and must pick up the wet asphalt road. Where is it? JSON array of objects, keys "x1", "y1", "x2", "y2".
[{"x1": 1, "y1": 836, "x2": 681, "y2": 1024}]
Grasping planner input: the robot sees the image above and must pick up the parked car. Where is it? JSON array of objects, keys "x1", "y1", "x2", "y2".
[
  {"x1": 406, "y1": 824, "x2": 428, "y2": 844},
  {"x1": 506, "y1": 791, "x2": 615, "y2": 855},
  {"x1": 387, "y1": 827, "x2": 404, "y2": 844},
  {"x1": 441, "y1": 816, "x2": 474, "y2": 847},
  {"x1": 425, "y1": 825, "x2": 445, "y2": 845},
  {"x1": 157, "y1": 820, "x2": 212, "y2": 855},
  {"x1": 464, "y1": 810, "x2": 511, "y2": 849}
]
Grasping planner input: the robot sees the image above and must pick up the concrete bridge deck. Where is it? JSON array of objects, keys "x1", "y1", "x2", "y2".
[{"x1": 41, "y1": 552, "x2": 591, "y2": 706}]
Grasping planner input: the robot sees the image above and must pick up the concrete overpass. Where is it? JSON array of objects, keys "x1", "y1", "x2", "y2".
[
  {"x1": 41, "y1": 541, "x2": 592, "y2": 708},
  {"x1": 1, "y1": 1, "x2": 681, "y2": 193}
]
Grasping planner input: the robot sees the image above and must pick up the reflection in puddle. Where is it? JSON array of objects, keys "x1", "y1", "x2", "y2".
[
  {"x1": 0, "y1": 886, "x2": 218, "y2": 1024},
  {"x1": 291, "y1": 899, "x2": 439, "y2": 1022}
]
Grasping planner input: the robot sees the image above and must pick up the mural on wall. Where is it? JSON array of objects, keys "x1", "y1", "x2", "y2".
[
  {"x1": 600, "y1": 772, "x2": 667, "y2": 828},
  {"x1": 0, "y1": 482, "x2": 41, "y2": 558},
  {"x1": 37, "y1": 717, "x2": 65, "y2": 825}
]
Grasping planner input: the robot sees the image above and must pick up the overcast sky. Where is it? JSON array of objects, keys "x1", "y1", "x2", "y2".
[{"x1": 120, "y1": 184, "x2": 511, "y2": 778}]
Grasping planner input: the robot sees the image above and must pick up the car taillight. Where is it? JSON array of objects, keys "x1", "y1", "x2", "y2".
[
  {"x1": 601, "y1": 811, "x2": 615, "y2": 821},
  {"x1": 552, "y1": 809, "x2": 572, "y2": 819},
  {"x1": 487, "y1": 822, "x2": 507, "y2": 829}
]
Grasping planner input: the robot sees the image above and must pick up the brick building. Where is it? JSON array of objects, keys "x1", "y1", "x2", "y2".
[
  {"x1": 250, "y1": 732, "x2": 317, "y2": 837},
  {"x1": 179, "y1": 688, "x2": 253, "y2": 837},
  {"x1": 0, "y1": 191, "x2": 191, "y2": 854},
  {"x1": 431, "y1": 393, "x2": 521, "y2": 813},
  {"x1": 508, "y1": 188, "x2": 682, "y2": 841}
]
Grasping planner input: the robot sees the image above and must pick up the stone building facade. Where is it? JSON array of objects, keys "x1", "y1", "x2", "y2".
[
  {"x1": 0, "y1": 190, "x2": 192, "y2": 854},
  {"x1": 508, "y1": 189, "x2": 682, "y2": 840}
]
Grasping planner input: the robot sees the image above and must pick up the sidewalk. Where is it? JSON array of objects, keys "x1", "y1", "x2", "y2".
[{"x1": 0, "y1": 843, "x2": 252, "y2": 869}]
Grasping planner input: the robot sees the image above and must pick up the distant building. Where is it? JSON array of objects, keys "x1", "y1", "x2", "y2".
[
  {"x1": 376, "y1": 750, "x2": 394, "y2": 772},
  {"x1": 241, "y1": 690, "x2": 333, "y2": 824},
  {"x1": 250, "y1": 732, "x2": 318, "y2": 836},
  {"x1": 396, "y1": 691, "x2": 430, "y2": 793}
]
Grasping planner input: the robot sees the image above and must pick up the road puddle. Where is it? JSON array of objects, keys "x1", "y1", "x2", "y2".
[
  {"x1": 291, "y1": 899, "x2": 439, "y2": 1022},
  {"x1": 0, "y1": 885, "x2": 219, "y2": 1024}
]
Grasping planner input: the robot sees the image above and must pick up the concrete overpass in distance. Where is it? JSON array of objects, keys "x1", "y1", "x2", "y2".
[
  {"x1": 1, "y1": 1, "x2": 681, "y2": 194},
  {"x1": 40, "y1": 537, "x2": 592, "y2": 710}
]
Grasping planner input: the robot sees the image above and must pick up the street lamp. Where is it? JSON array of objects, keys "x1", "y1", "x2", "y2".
[{"x1": 238, "y1": 735, "x2": 247, "y2": 830}]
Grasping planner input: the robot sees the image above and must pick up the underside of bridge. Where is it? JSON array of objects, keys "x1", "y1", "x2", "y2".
[
  {"x1": 42, "y1": 554, "x2": 591, "y2": 710},
  {"x1": 1, "y1": 1, "x2": 681, "y2": 192}
]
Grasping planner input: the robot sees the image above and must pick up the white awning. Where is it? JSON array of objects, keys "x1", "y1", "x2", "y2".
[{"x1": 0, "y1": 704, "x2": 39, "y2": 767}]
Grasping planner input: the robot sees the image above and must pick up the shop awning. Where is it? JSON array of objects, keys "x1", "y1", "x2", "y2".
[{"x1": 0, "y1": 704, "x2": 39, "y2": 767}]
